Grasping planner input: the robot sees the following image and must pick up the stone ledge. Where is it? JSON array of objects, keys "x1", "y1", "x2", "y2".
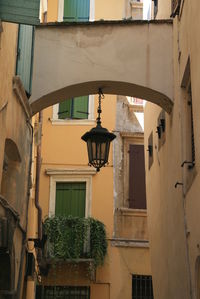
[
  {"x1": 110, "y1": 238, "x2": 149, "y2": 248},
  {"x1": 116, "y1": 207, "x2": 147, "y2": 217},
  {"x1": 45, "y1": 167, "x2": 97, "y2": 176},
  {"x1": 37, "y1": 19, "x2": 173, "y2": 28}
]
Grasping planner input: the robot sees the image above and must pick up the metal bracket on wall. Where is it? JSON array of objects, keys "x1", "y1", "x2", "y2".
[
  {"x1": 181, "y1": 160, "x2": 195, "y2": 169},
  {"x1": 174, "y1": 182, "x2": 183, "y2": 188}
]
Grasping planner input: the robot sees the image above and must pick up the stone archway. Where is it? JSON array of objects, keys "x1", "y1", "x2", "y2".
[{"x1": 30, "y1": 20, "x2": 173, "y2": 114}]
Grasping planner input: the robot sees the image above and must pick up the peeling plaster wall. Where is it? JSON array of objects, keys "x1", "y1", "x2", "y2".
[
  {"x1": 114, "y1": 96, "x2": 143, "y2": 210},
  {"x1": 0, "y1": 22, "x2": 33, "y2": 295},
  {"x1": 113, "y1": 96, "x2": 148, "y2": 241}
]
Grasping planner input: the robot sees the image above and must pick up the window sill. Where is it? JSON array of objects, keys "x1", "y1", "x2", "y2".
[
  {"x1": 117, "y1": 207, "x2": 147, "y2": 217},
  {"x1": 110, "y1": 238, "x2": 149, "y2": 248},
  {"x1": 50, "y1": 118, "x2": 96, "y2": 126}
]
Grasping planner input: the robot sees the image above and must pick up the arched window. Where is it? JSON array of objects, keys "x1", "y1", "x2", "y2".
[{"x1": 1, "y1": 138, "x2": 21, "y2": 205}]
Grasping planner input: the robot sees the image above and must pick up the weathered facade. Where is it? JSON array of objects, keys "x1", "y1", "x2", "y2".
[
  {"x1": 144, "y1": 0, "x2": 200, "y2": 298},
  {"x1": 0, "y1": 22, "x2": 33, "y2": 298},
  {"x1": 30, "y1": 20, "x2": 173, "y2": 114},
  {"x1": 2, "y1": 0, "x2": 200, "y2": 298},
  {"x1": 32, "y1": 1, "x2": 152, "y2": 299}
]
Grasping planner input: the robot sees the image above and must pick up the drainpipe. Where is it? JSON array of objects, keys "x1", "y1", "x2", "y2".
[{"x1": 35, "y1": 111, "x2": 43, "y2": 240}]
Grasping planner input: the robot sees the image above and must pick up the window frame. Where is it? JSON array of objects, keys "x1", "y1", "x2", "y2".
[
  {"x1": 57, "y1": 0, "x2": 95, "y2": 22},
  {"x1": 121, "y1": 132, "x2": 146, "y2": 210},
  {"x1": 51, "y1": 95, "x2": 95, "y2": 125},
  {"x1": 181, "y1": 57, "x2": 196, "y2": 194},
  {"x1": 46, "y1": 168, "x2": 96, "y2": 218}
]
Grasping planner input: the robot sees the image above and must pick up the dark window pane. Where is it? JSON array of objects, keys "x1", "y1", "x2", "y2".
[{"x1": 132, "y1": 275, "x2": 154, "y2": 299}]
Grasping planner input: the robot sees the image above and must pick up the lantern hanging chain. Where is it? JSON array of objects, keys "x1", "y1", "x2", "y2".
[{"x1": 97, "y1": 89, "x2": 104, "y2": 126}]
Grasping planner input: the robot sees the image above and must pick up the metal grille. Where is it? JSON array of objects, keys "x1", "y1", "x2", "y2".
[
  {"x1": 42, "y1": 286, "x2": 90, "y2": 299},
  {"x1": 132, "y1": 275, "x2": 154, "y2": 299}
]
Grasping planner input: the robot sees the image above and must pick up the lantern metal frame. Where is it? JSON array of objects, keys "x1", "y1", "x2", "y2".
[{"x1": 81, "y1": 89, "x2": 116, "y2": 172}]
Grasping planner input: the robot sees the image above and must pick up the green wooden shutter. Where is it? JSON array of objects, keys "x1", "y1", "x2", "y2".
[
  {"x1": 64, "y1": 0, "x2": 90, "y2": 22},
  {"x1": 58, "y1": 99, "x2": 72, "y2": 119},
  {"x1": 76, "y1": 0, "x2": 90, "y2": 21},
  {"x1": 16, "y1": 24, "x2": 34, "y2": 95},
  {"x1": 73, "y1": 96, "x2": 89, "y2": 119},
  {"x1": 63, "y1": 0, "x2": 77, "y2": 21},
  {"x1": 55, "y1": 182, "x2": 86, "y2": 217},
  {"x1": 0, "y1": 0, "x2": 40, "y2": 25}
]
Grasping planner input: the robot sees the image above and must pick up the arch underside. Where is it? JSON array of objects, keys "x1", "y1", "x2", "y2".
[{"x1": 30, "y1": 80, "x2": 173, "y2": 115}]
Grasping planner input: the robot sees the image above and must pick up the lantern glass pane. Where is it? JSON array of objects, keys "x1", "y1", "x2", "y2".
[
  {"x1": 105, "y1": 142, "x2": 110, "y2": 163},
  {"x1": 100, "y1": 142, "x2": 106, "y2": 160},
  {"x1": 87, "y1": 139, "x2": 92, "y2": 163}
]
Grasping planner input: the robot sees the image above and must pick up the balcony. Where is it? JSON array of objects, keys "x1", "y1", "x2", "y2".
[{"x1": 42, "y1": 216, "x2": 107, "y2": 268}]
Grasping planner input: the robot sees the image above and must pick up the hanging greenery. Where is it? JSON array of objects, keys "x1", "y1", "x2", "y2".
[{"x1": 43, "y1": 216, "x2": 107, "y2": 267}]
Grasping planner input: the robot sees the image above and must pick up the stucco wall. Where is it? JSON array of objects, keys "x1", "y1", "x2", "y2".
[
  {"x1": 144, "y1": 1, "x2": 200, "y2": 298},
  {"x1": 0, "y1": 22, "x2": 33, "y2": 296},
  {"x1": 31, "y1": 21, "x2": 173, "y2": 114}
]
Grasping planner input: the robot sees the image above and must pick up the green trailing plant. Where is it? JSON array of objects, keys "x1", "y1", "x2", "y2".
[{"x1": 43, "y1": 215, "x2": 107, "y2": 267}]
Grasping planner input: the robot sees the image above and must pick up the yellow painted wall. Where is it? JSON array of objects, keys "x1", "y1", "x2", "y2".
[
  {"x1": 47, "y1": 0, "x2": 58, "y2": 22},
  {"x1": 95, "y1": 0, "x2": 124, "y2": 20},
  {"x1": 38, "y1": 1, "x2": 152, "y2": 299}
]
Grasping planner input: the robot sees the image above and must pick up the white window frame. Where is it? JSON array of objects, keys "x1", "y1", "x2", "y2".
[
  {"x1": 51, "y1": 95, "x2": 95, "y2": 125},
  {"x1": 57, "y1": 0, "x2": 95, "y2": 22},
  {"x1": 46, "y1": 168, "x2": 96, "y2": 217}
]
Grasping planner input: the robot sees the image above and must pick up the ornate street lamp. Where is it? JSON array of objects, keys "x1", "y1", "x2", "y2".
[{"x1": 81, "y1": 89, "x2": 116, "y2": 172}]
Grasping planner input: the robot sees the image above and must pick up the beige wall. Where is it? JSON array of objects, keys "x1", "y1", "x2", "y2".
[
  {"x1": 31, "y1": 21, "x2": 173, "y2": 114},
  {"x1": 144, "y1": 0, "x2": 200, "y2": 298},
  {"x1": 0, "y1": 22, "x2": 33, "y2": 296},
  {"x1": 156, "y1": 0, "x2": 171, "y2": 19}
]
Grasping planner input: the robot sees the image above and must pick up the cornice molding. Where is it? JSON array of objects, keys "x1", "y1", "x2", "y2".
[{"x1": 46, "y1": 167, "x2": 97, "y2": 176}]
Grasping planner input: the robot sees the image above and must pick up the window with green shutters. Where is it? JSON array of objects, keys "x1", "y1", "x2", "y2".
[
  {"x1": 55, "y1": 182, "x2": 86, "y2": 217},
  {"x1": 16, "y1": 24, "x2": 35, "y2": 96},
  {"x1": 64, "y1": 0, "x2": 90, "y2": 22},
  {"x1": 58, "y1": 96, "x2": 89, "y2": 120},
  {"x1": 0, "y1": 0, "x2": 40, "y2": 25}
]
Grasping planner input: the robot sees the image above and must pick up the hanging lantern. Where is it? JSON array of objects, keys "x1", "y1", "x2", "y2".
[{"x1": 81, "y1": 89, "x2": 116, "y2": 172}]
